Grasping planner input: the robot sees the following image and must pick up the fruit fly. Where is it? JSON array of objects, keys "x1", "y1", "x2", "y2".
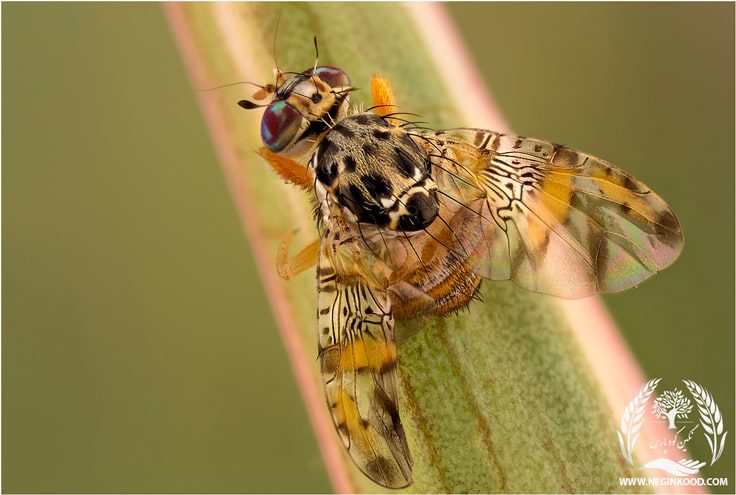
[{"x1": 239, "y1": 62, "x2": 684, "y2": 488}]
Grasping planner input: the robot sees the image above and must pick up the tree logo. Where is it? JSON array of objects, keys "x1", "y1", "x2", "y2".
[
  {"x1": 652, "y1": 388, "x2": 693, "y2": 430},
  {"x1": 617, "y1": 379, "x2": 728, "y2": 477}
]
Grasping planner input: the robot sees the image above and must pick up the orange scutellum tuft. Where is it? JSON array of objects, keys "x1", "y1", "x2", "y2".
[{"x1": 370, "y1": 74, "x2": 398, "y2": 123}]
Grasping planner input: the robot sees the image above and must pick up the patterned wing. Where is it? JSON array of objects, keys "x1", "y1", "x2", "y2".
[
  {"x1": 419, "y1": 129, "x2": 684, "y2": 298},
  {"x1": 317, "y1": 241, "x2": 412, "y2": 488}
]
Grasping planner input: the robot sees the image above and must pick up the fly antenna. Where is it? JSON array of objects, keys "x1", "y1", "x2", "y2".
[
  {"x1": 312, "y1": 35, "x2": 320, "y2": 72},
  {"x1": 273, "y1": 11, "x2": 283, "y2": 89},
  {"x1": 199, "y1": 81, "x2": 267, "y2": 93},
  {"x1": 237, "y1": 100, "x2": 268, "y2": 110}
]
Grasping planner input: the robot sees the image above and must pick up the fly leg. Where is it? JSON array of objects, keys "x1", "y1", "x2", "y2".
[{"x1": 276, "y1": 232, "x2": 320, "y2": 280}]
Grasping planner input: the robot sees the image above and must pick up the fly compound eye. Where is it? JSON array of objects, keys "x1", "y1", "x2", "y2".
[
  {"x1": 261, "y1": 101, "x2": 303, "y2": 153},
  {"x1": 306, "y1": 66, "x2": 351, "y2": 89}
]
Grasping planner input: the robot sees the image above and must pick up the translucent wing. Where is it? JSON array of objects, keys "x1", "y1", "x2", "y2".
[
  {"x1": 419, "y1": 129, "x2": 684, "y2": 298},
  {"x1": 317, "y1": 237, "x2": 412, "y2": 488}
]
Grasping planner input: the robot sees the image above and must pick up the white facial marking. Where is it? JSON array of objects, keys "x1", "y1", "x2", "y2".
[
  {"x1": 309, "y1": 145, "x2": 319, "y2": 171},
  {"x1": 315, "y1": 180, "x2": 331, "y2": 222},
  {"x1": 315, "y1": 180, "x2": 327, "y2": 201}
]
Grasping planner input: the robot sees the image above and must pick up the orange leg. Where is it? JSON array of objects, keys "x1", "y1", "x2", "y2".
[
  {"x1": 258, "y1": 147, "x2": 313, "y2": 190},
  {"x1": 370, "y1": 74, "x2": 400, "y2": 125},
  {"x1": 276, "y1": 234, "x2": 320, "y2": 280}
]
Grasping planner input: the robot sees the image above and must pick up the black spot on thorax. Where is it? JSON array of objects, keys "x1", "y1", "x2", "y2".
[
  {"x1": 353, "y1": 114, "x2": 372, "y2": 125},
  {"x1": 333, "y1": 123, "x2": 355, "y2": 138},
  {"x1": 393, "y1": 147, "x2": 417, "y2": 178},
  {"x1": 373, "y1": 128, "x2": 391, "y2": 140},
  {"x1": 343, "y1": 155, "x2": 356, "y2": 172},
  {"x1": 361, "y1": 174, "x2": 392, "y2": 200},
  {"x1": 362, "y1": 142, "x2": 377, "y2": 155},
  {"x1": 316, "y1": 160, "x2": 338, "y2": 185}
]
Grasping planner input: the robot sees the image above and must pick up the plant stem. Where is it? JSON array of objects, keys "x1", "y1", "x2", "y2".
[{"x1": 167, "y1": 3, "x2": 695, "y2": 493}]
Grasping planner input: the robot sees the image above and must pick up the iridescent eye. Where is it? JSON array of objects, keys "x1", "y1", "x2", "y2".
[
  {"x1": 305, "y1": 66, "x2": 351, "y2": 89},
  {"x1": 261, "y1": 101, "x2": 302, "y2": 152}
]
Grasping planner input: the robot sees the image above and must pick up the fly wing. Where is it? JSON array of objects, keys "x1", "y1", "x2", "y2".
[
  {"x1": 418, "y1": 129, "x2": 684, "y2": 298},
  {"x1": 317, "y1": 242, "x2": 412, "y2": 488}
]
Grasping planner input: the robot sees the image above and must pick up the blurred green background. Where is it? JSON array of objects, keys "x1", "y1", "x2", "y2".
[{"x1": 3, "y1": 2, "x2": 733, "y2": 493}]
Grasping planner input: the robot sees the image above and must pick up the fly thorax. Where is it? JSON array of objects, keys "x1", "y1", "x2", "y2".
[{"x1": 310, "y1": 112, "x2": 440, "y2": 232}]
